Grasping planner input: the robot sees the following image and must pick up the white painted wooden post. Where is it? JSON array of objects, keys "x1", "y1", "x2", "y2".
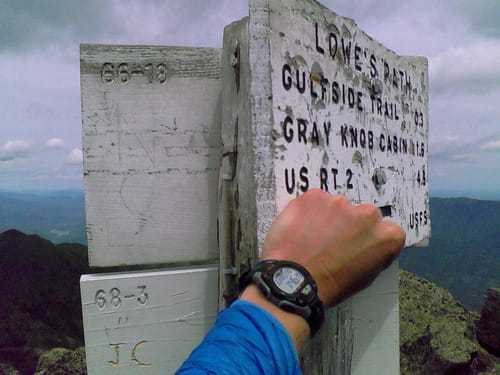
[
  {"x1": 219, "y1": 0, "x2": 430, "y2": 374},
  {"x1": 79, "y1": 45, "x2": 224, "y2": 374},
  {"x1": 80, "y1": 45, "x2": 222, "y2": 267},
  {"x1": 81, "y1": 266, "x2": 218, "y2": 374}
]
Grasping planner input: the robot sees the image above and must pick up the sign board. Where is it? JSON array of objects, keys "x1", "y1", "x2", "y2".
[
  {"x1": 251, "y1": 0, "x2": 430, "y2": 245},
  {"x1": 220, "y1": 0, "x2": 429, "y2": 373},
  {"x1": 81, "y1": 266, "x2": 218, "y2": 374},
  {"x1": 80, "y1": 45, "x2": 222, "y2": 267}
]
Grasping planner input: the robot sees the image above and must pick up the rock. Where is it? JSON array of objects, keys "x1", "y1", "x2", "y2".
[
  {"x1": 0, "y1": 362, "x2": 20, "y2": 375},
  {"x1": 399, "y1": 269, "x2": 498, "y2": 374},
  {"x1": 477, "y1": 288, "x2": 500, "y2": 355},
  {"x1": 34, "y1": 347, "x2": 86, "y2": 375}
]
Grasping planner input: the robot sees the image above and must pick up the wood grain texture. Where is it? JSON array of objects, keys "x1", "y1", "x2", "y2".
[
  {"x1": 80, "y1": 45, "x2": 223, "y2": 267},
  {"x1": 218, "y1": 17, "x2": 256, "y2": 307},
  {"x1": 81, "y1": 266, "x2": 218, "y2": 374}
]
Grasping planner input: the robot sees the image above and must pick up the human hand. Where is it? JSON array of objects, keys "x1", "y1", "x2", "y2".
[{"x1": 261, "y1": 189, "x2": 405, "y2": 308}]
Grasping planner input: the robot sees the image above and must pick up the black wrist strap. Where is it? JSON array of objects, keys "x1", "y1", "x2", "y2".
[{"x1": 239, "y1": 259, "x2": 325, "y2": 336}]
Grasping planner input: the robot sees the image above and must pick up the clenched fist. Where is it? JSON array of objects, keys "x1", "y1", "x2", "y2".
[{"x1": 261, "y1": 189, "x2": 405, "y2": 307}]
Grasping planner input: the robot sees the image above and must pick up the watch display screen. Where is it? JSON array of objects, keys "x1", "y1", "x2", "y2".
[{"x1": 273, "y1": 267, "x2": 304, "y2": 294}]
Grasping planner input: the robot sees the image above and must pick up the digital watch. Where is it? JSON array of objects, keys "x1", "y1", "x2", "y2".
[{"x1": 239, "y1": 259, "x2": 325, "y2": 336}]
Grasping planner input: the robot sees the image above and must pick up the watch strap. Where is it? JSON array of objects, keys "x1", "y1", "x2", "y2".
[{"x1": 239, "y1": 259, "x2": 325, "y2": 336}]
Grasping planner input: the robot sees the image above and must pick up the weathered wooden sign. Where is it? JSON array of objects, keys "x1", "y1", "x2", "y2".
[
  {"x1": 219, "y1": 0, "x2": 429, "y2": 373},
  {"x1": 81, "y1": 266, "x2": 218, "y2": 374},
  {"x1": 80, "y1": 45, "x2": 222, "y2": 267},
  {"x1": 239, "y1": 0, "x2": 429, "y2": 247}
]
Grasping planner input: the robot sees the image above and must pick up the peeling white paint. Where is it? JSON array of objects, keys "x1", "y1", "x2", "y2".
[
  {"x1": 221, "y1": 0, "x2": 429, "y2": 374},
  {"x1": 265, "y1": 0, "x2": 430, "y2": 246}
]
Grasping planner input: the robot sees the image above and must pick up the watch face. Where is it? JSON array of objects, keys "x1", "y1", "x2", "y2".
[{"x1": 273, "y1": 267, "x2": 304, "y2": 294}]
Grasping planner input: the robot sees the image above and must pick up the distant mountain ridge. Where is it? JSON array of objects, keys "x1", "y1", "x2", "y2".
[
  {"x1": 401, "y1": 197, "x2": 500, "y2": 311},
  {"x1": 0, "y1": 190, "x2": 86, "y2": 245},
  {"x1": 431, "y1": 189, "x2": 500, "y2": 201},
  {"x1": 0, "y1": 190, "x2": 498, "y2": 310}
]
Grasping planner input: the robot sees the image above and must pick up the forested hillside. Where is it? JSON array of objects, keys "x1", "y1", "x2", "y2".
[
  {"x1": 0, "y1": 230, "x2": 88, "y2": 374},
  {"x1": 400, "y1": 197, "x2": 500, "y2": 311}
]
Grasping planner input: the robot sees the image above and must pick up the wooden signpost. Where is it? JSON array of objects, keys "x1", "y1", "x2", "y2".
[
  {"x1": 80, "y1": 0, "x2": 429, "y2": 374},
  {"x1": 80, "y1": 46, "x2": 223, "y2": 374},
  {"x1": 219, "y1": 1, "x2": 429, "y2": 373}
]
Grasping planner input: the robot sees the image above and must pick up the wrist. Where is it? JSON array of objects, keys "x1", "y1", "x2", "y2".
[
  {"x1": 304, "y1": 257, "x2": 342, "y2": 308},
  {"x1": 240, "y1": 284, "x2": 310, "y2": 353}
]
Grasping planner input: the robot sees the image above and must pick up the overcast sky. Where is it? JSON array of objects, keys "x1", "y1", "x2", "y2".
[{"x1": 0, "y1": 0, "x2": 499, "y2": 195}]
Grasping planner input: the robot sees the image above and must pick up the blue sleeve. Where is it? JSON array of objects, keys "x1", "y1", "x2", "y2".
[{"x1": 176, "y1": 300, "x2": 302, "y2": 375}]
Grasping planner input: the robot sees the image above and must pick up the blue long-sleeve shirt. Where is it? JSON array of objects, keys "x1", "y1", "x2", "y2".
[{"x1": 176, "y1": 300, "x2": 302, "y2": 374}]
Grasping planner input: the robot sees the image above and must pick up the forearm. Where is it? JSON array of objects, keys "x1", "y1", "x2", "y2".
[
  {"x1": 176, "y1": 300, "x2": 302, "y2": 375},
  {"x1": 177, "y1": 190, "x2": 405, "y2": 372},
  {"x1": 240, "y1": 284, "x2": 310, "y2": 353}
]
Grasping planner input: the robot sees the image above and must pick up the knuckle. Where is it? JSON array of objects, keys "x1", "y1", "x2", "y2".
[
  {"x1": 357, "y1": 203, "x2": 382, "y2": 222},
  {"x1": 299, "y1": 188, "x2": 327, "y2": 205},
  {"x1": 329, "y1": 194, "x2": 350, "y2": 208},
  {"x1": 383, "y1": 222, "x2": 406, "y2": 252},
  {"x1": 307, "y1": 188, "x2": 327, "y2": 197}
]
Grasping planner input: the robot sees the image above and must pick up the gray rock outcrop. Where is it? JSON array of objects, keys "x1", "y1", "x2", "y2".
[
  {"x1": 399, "y1": 270, "x2": 499, "y2": 374},
  {"x1": 477, "y1": 288, "x2": 500, "y2": 355}
]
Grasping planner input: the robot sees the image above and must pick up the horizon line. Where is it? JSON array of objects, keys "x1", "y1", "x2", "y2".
[{"x1": 1, "y1": 188, "x2": 498, "y2": 201}]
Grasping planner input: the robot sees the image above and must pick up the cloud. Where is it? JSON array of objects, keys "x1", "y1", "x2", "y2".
[
  {"x1": 451, "y1": 0, "x2": 500, "y2": 38},
  {"x1": 50, "y1": 228, "x2": 71, "y2": 237},
  {"x1": 45, "y1": 138, "x2": 65, "y2": 149},
  {"x1": 450, "y1": 153, "x2": 473, "y2": 161},
  {"x1": 0, "y1": 0, "x2": 113, "y2": 52},
  {"x1": 107, "y1": 0, "x2": 248, "y2": 48},
  {"x1": 0, "y1": 140, "x2": 32, "y2": 161},
  {"x1": 429, "y1": 170, "x2": 449, "y2": 178},
  {"x1": 480, "y1": 139, "x2": 500, "y2": 151},
  {"x1": 430, "y1": 40, "x2": 500, "y2": 94},
  {"x1": 431, "y1": 134, "x2": 500, "y2": 164},
  {"x1": 67, "y1": 148, "x2": 83, "y2": 165},
  {"x1": 0, "y1": 0, "x2": 497, "y2": 193},
  {"x1": 0, "y1": 0, "x2": 248, "y2": 52}
]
